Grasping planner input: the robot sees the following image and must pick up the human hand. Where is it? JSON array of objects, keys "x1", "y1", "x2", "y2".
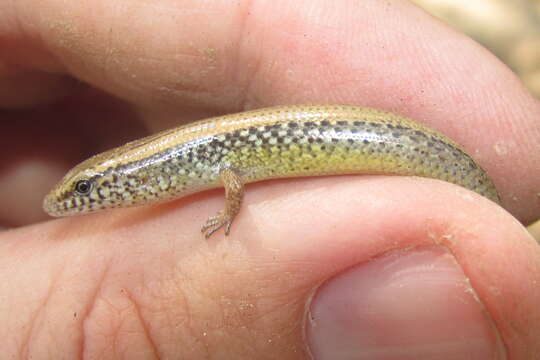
[{"x1": 1, "y1": 0, "x2": 539, "y2": 358}]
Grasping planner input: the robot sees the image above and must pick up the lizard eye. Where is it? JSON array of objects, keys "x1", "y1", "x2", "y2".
[{"x1": 74, "y1": 180, "x2": 93, "y2": 195}]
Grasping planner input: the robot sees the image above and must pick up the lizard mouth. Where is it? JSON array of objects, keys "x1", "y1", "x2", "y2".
[{"x1": 42, "y1": 192, "x2": 63, "y2": 217}]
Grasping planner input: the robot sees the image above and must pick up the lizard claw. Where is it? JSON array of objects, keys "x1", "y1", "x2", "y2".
[{"x1": 201, "y1": 211, "x2": 233, "y2": 239}]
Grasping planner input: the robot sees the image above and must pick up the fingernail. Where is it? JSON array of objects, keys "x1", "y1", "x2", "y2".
[{"x1": 306, "y1": 246, "x2": 506, "y2": 360}]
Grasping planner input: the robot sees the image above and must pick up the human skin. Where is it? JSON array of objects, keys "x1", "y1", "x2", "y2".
[{"x1": 1, "y1": 0, "x2": 540, "y2": 359}]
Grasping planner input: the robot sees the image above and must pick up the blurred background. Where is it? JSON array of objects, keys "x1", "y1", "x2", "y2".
[
  {"x1": 412, "y1": 0, "x2": 540, "y2": 240},
  {"x1": 413, "y1": 0, "x2": 540, "y2": 98}
]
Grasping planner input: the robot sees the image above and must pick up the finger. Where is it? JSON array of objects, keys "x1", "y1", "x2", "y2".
[
  {"x1": 0, "y1": 91, "x2": 147, "y2": 226},
  {"x1": 1, "y1": 177, "x2": 538, "y2": 358},
  {"x1": 2, "y1": 0, "x2": 539, "y2": 225}
]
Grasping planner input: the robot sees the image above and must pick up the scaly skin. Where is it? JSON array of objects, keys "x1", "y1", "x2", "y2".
[{"x1": 43, "y1": 105, "x2": 500, "y2": 237}]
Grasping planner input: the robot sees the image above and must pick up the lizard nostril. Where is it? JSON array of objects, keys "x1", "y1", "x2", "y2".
[{"x1": 43, "y1": 194, "x2": 57, "y2": 216}]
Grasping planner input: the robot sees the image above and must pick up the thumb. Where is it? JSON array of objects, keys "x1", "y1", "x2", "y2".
[
  {"x1": 1, "y1": 177, "x2": 538, "y2": 358},
  {"x1": 308, "y1": 247, "x2": 504, "y2": 359}
]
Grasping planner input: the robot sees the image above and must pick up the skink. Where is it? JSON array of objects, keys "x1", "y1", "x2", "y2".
[{"x1": 43, "y1": 105, "x2": 500, "y2": 238}]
